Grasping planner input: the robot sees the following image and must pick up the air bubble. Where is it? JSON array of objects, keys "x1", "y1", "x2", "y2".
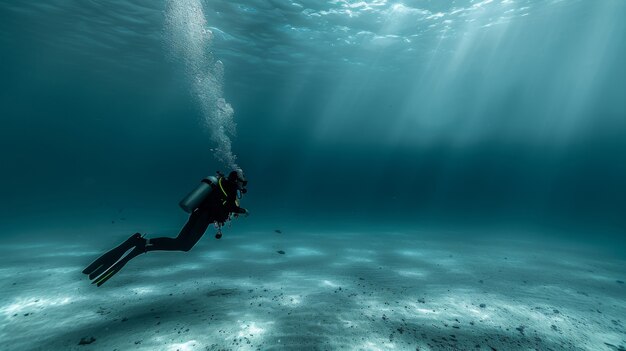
[{"x1": 165, "y1": 0, "x2": 238, "y2": 170}]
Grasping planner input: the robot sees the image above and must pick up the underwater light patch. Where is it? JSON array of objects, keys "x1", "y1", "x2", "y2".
[
  {"x1": 167, "y1": 340, "x2": 198, "y2": 351},
  {"x1": 1, "y1": 296, "x2": 74, "y2": 316}
]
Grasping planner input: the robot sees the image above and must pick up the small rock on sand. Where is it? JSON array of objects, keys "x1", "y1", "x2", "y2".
[{"x1": 78, "y1": 337, "x2": 96, "y2": 345}]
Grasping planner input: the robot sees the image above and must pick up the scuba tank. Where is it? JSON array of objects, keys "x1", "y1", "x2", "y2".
[{"x1": 179, "y1": 175, "x2": 218, "y2": 213}]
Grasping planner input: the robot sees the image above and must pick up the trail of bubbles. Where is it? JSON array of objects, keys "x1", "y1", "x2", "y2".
[{"x1": 165, "y1": 0, "x2": 237, "y2": 169}]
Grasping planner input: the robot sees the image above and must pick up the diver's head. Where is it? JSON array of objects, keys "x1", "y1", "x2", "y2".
[{"x1": 228, "y1": 168, "x2": 248, "y2": 193}]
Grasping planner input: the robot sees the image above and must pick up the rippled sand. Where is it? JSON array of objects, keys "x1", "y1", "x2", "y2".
[{"x1": 1, "y1": 230, "x2": 624, "y2": 350}]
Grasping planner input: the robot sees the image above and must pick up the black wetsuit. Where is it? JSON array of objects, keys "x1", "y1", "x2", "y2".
[
  {"x1": 146, "y1": 177, "x2": 246, "y2": 252},
  {"x1": 83, "y1": 175, "x2": 248, "y2": 287}
]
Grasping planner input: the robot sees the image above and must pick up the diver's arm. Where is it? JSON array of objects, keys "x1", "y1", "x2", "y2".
[
  {"x1": 224, "y1": 197, "x2": 247, "y2": 214},
  {"x1": 232, "y1": 206, "x2": 247, "y2": 214}
]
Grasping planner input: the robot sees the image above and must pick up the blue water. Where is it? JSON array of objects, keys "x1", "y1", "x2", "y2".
[
  {"x1": 0, "y1": 2, "x2": 626, "y2": 349},
  {"x1": 2, "y1": 0, "x2": 624, "y2": 244}
]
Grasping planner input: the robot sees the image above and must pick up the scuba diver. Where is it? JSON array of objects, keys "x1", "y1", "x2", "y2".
[{"x1": 83, "y1": 169, "x2": 248, "y2": 287}]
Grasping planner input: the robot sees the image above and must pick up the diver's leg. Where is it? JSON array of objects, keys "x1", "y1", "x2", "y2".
[
  {"x1": 146, "y1": 209, "x2": 212, "y2": 252},
  {"x1": 94, "y1": 211, "x2": 211, "y2": 286}
]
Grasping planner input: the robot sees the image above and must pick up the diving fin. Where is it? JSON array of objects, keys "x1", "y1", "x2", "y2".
[
  {"x1": 91, "y1": 244, "x2": 145, "y2": 287},
  {"x1": 83, "y1": 233, "x2": 145, "y2": 283}
]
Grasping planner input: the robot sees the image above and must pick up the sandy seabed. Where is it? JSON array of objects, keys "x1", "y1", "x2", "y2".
[{"x1": 0, "y1": 228, "x2": 624, "y2": 351}]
